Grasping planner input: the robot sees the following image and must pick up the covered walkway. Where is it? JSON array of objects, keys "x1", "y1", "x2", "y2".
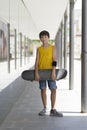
[
  {"x1": 0, "y1": 58, "x2": 87, "y2": 130},
  {"x1": 0, "y1": 83, "x2": 85, "y2": 130},
  {"x1": 0, "y1": 0, "x2": 87, "y2": 129}
]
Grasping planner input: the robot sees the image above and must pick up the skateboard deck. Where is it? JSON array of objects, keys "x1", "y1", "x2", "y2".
[{"x1": 21, "y1": 69, "x2": 67, "y2": 81}]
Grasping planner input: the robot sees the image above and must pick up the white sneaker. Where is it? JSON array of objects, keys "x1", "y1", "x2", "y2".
[{"x1": 38, "y1": 108, "x2": 47, "y2": 116}]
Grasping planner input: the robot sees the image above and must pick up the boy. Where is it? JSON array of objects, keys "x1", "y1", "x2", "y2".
[{"x1": 35, "y1": 30, "x2": 63, "y2": 117}]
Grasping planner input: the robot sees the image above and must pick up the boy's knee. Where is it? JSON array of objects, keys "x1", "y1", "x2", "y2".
[
  {"x1": 51, "y1": 89, "x2": 56, "y2": 94},
  {"x1": 41, "y1": 88, "x2": 46, "y2": 93}
]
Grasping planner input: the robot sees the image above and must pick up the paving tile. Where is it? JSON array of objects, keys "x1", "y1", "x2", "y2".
[
  {"x1": 0, "y1": 128, "x2": 23, "y2": 130},
  {"x1": 65, "y1": 127, "x2": 87, "y2": 130},
  {"x1": 0, "y1": 59, "x2": 86, "y2": 130}
]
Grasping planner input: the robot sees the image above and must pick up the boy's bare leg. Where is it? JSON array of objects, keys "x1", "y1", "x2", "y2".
[
  {"x1": 50, "y1": 89, "x2": 56, "y2": 109},
  {"x1": 50, "y1": 89, "x2": 63, "y2": 117},
  {"x1": 41, "y1": 88, "x2": 47, "y2": 108}
]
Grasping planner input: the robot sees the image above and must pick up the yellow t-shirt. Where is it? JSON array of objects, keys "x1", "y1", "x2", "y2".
[{"x1": 38, "y1": 45, "x2": 54, "y2": 69}]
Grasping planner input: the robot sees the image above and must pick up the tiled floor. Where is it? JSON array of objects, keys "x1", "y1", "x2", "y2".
[
  {"x1": 0, "y1": 57, "x2": 87, "y2": 130},
  {"x1": 0, "y1": 79, "x2": 87, "y2": 130}
]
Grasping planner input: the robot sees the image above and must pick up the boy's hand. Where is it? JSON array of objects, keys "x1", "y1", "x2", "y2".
[
  {"x1": 35, "y1": 72, "x2": 40, "y2": 81},
  {"x1": 51, "y1": 69, "x2": 56, "y2": 80}
]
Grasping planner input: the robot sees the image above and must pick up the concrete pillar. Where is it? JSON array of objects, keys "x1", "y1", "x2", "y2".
[
  {"x1": 59, "y1": 27, "x2": 62, "y2": 68},
  {"x1": 69, "y1": 0, "x2": 74, "y2": 90},
  {"x1": 24, "y1": 36, "x2": 26, "y2": 64},
  {"x1": 20, "y1": 33, "x2": 22, "y2": 67},
  {"x1": 61, "y1": 22, "x2": 63, "y2": 68},
  {"x1": 81, "y1": 0, "x2": 87, "y2": 113},
  {"x1": 7, "y1": 23, "x2": 10, "y2": 73},
  {"x1": 55, "y1": 32, "x2": 60, "y2": 67},
  {"x1": 14, "y1": 29, "x2": 17, "y2": 69},
  {"x1": 27, "y1": 38, "x2": 30, "y2": 62},
  {"x1": 64, "y1": 10, "x2": 68, "y2": 69},
  {"x1": 55, "y1": 22, "x2": 63, "y2": 69}
]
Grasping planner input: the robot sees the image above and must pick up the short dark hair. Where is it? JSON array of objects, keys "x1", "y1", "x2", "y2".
[{"x1": 39, "y1": 30, "x2": 50, "y2": 39}]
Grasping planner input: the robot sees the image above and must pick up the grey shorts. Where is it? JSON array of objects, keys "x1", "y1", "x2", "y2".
[{"x1": 39, "y1": 80, "x2": 57, "y2": 90}]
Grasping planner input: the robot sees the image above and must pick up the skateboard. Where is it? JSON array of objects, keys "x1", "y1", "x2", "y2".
[{"x1": 21, "y1": 69, "x2": 67, "y2": 81}]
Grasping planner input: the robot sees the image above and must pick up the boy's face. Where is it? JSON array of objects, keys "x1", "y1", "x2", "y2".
[{"x1": 40, "y1": 35, "x2": 49, "y2": 45}]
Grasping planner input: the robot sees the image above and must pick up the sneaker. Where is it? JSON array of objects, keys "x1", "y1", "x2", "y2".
[
  {"x1": 50, "y1": 109, "x2": 63, "y2": 117},
  {"x1": 38, "y1": 108, "x2": 47, "y2": 116}
]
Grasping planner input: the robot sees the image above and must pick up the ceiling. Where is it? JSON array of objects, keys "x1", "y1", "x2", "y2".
[
  {"x1": 23, "y1": 0, "x2": 69, "y2": 39},
  {"x1": 0, "y1": 0, "x2": 73, "y2": 39}
]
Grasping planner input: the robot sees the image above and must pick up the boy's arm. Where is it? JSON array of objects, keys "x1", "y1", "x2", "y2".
[
  {"x1": 35, "y1": 48, "x2": 40, "y2": 81},
  {"x1": 51, "y1": 45, "x2": 57, "y2": 80}
]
